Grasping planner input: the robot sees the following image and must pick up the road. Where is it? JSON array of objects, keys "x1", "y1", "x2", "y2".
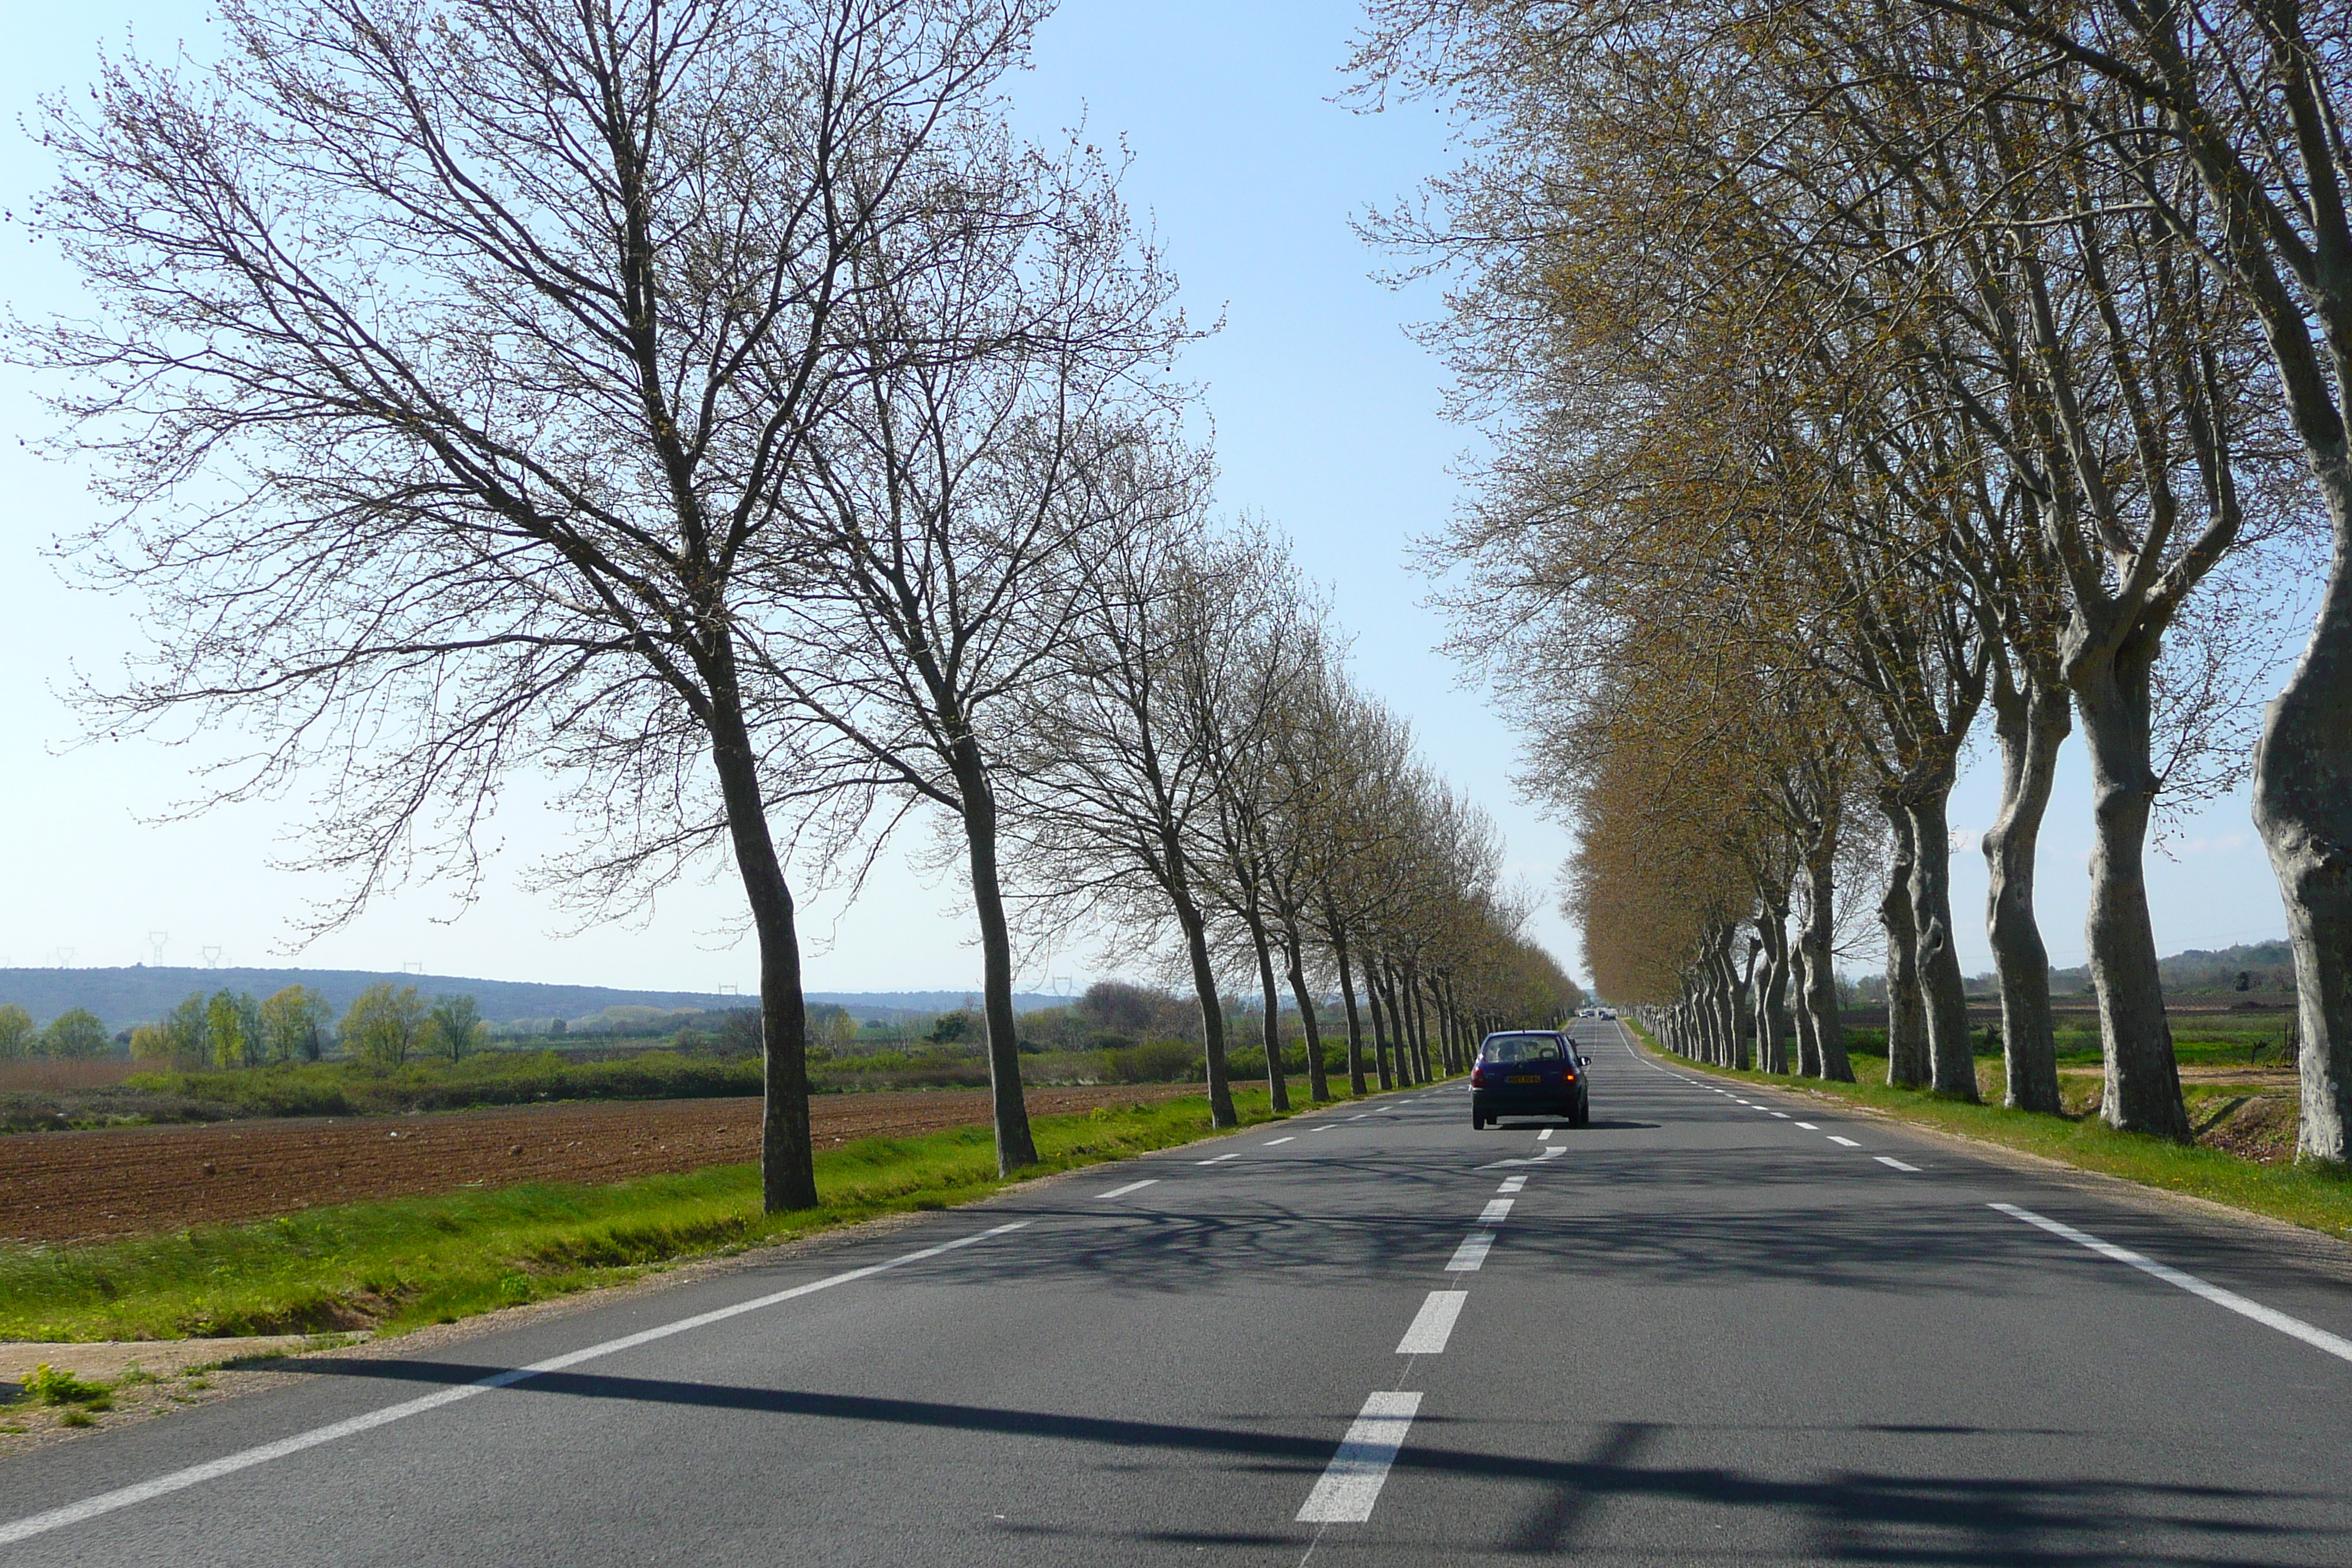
[{"x1": 4, "y1": 1018, "x2": 2351, "y2": 1564}]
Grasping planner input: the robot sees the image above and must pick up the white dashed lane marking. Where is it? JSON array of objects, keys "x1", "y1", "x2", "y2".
[
  {"x1": 1480, "y1": 1198, "x2": 1514, "y2": 1224},
  {"x1": 1395, "y1": 1291, "x2": 1468, "y2": 1354},
  {"x1": 1296, "y1": 1392, "x2": 1423, "y2": 1523},
  {"x1": 1446, "y1": 1232, "x2": 1496, "y2": 1273},
  {"x1": 1876, "y1": 1157, "x2": 1920, "y2": 1172},
  {"x1": 1095, "y1": 1180, "x2": 1158, "y2": 1199},
  {"x1": 1828, "y1": 1136, "x2": 1861, "y2": 1147}
]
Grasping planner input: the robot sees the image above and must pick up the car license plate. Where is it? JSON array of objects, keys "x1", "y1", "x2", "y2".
[{"x1": 1507, "y1": 1074, "x2": 1539, "y2": 1083}]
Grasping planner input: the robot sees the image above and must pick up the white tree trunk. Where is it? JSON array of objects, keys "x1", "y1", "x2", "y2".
[
  {"x1": 1984, "y1": 679, "x2": 2068, "y2": 1112},
  {"x1": 1877, "y1": 795, "x2": 1929, "y2": 1088},
  {"x1": 2073, "y1": 632, "x2": 2189, "y2": 1138}
]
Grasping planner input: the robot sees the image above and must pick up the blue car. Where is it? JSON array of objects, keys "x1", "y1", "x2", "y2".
[{"x1": 1470, "y1": 1030, "x2": 1588, "y2": 1129}]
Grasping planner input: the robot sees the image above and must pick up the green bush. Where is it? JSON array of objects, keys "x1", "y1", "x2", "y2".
[
  {"x1": 1099, "y1": 1038, "x2": 1201, "y2": 1084},
  {"x1": 23, "y1": 1363, "x2": 112, "y2": 1409}
]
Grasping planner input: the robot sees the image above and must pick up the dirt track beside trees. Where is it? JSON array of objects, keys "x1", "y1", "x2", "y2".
[{"x1": 1, "y1": 1085, "x2": 1194, "y2": 1245}]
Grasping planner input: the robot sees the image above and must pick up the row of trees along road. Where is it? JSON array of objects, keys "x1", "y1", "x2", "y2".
[
  {"x1": 19, "y1": 0, "x2": 1579, "y2": 1212},
  {"x1": 1354, "y1": 0, "x2": 2352, "y2": 1156}
]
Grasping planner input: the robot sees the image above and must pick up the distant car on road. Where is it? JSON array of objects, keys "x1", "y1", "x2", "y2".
[{"x1": 1471, "y1": 1030, "x2": 1589, "y2": 1130}]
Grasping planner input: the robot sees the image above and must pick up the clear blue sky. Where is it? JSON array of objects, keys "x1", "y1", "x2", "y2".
[{"x1": 0, "y1": 0, "x2": 2295, "y2": 997}]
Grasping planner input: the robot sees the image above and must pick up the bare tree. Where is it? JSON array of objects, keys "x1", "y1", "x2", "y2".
[
  {"x1": 21, "y1": 0, "x2": 1053, "y2": 1209},
  {"x1": 1007, "y1": 456, "x2": 1252, "y2": 1127},
  {"x1": 762, "y1": 127, "x2": 1186, "y2": 1175}
]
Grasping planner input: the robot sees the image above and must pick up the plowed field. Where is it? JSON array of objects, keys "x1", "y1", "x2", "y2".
[{"x1": 1, "y1": 1085, "x2": 1194, "y2": 1245}]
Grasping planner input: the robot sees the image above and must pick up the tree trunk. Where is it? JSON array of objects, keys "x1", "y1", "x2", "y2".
[
  {"x1": 1420, "y1": 973, "x2": 1439, "y2": 1071},
  {"x1": 1165, "y1": 843, "x2": 1237, "y2": 1128},
  {"x1": 705, "y1": 701, "x2": 815, "y2": 1213},
  {"x1": 1735, "y1": 936, "x2": 1758, "y2": 1071},
  {"x1": 1332, "y1": 921, "x2": 1370, "y2": 1096},
  {"x1": 1251, "y1": 922, "x2": 1290, "y2": 1112},
  {"x1": 1365, "y1": 961, "x2": 1394, "y2": 1088},
  {"x1": 2254, "y1": 528, "x2": 2352, "y2": 1161},
  {"x1": 1720, "y1": 941, "x2": 1745, "y2": 1067},
  {"x1": 1984, "y1": 676, "x2": 2068, "y2": 1113},
  {"x1": 1793, "y1": 931, "x2": 1822, "y2": 1077},
  {"x1": 1877, "y1": 793, "x2": 1930, "y2": 1088},
  {"x1": 951, "y1": 745, "x2": 1039, "y2": 1173},
  {"x1": 2074, "y1": 633, "x2": 2189, "y2": 1138},
  {"x1": 1905, "y1": 788, "x2": 1979, "y2": 1102},
  {"x1": 1372, "y1": 960, "x2": 1399, "y2": 1086},
  {"x1": 1441, "y1": 976, "x2": 1469, "y2": 1074},
  {"x1": 1382, "y1": 960, "x2": 1416, "y2": 1086},
  {"x1": 1406, "y1": 962, "x2": 1433, "y2": 1080},
  {"x1": 1442, "y1": 978, "x2": 1465, "y2": 1074},
  {"x1": 1757, "y1": 903, "x2": 1793, "y2": 1074},
  {"x1": 1284, "y1": 927, "x2": 1331, "y2": 1102},
  {"x1": 1802, "y1": 821, "x2": 1852, "y2": 1082},
  {"x1": 1700, "y1": 954, "x2": 1725, "y2": 1065}
]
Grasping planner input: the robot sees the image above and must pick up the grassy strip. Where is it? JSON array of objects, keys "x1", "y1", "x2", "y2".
[
  {"x1": 0, "y1": 1086, "x2": 1324, "y2": 1343},
  {"x1": 1628, "y1": 1025, "x2": 2352, "y2": 1239}
]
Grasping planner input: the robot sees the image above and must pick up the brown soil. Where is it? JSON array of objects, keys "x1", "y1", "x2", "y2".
[{"x1": 0, "y1": 1085, "x2": 1191, "y2": 1245}]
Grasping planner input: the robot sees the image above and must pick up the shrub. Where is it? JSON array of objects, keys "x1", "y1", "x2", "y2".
[
  {"x1": 23, "y1": 1363, "x2": 112, "y2": 1410},
  {"x1": 1100, "y1": 1038, "x2": 1201, "y2": 1084}
]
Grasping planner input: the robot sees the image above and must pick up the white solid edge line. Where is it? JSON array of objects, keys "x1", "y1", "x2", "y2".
[
  {"x1": 1296, "y1": 1390, "x2": 1423, "y2": 1523},
  {"x1": 1445, "y1": 1231, "x2": 1495, "y2": 1272},
  {"x1": 1874, "y1": 1157, "x2": 1920, "y2": 1172},
  {"x1": 1479, "y1": 1198, "x2": 1515, "y2": 1224},
  {"x1": 1096, "y1": 1179, "x2": 1159, "y2": 1199},
  {"x1": 0, "y1": 1221, "x2": 1033, "y2": 1548},
  {"x1": 1395, "y1": 1289, "x2": 1469, "y2": 1354},
  {"x1": 1828, "y1": 1136, "x2": 1861, "y2": 1147},
  {"x1": 1991, "y1": 1202, "x2": 2352, "y2": 1365}
]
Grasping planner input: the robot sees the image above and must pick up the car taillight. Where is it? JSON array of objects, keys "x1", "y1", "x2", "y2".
[
  {"x1": 1563, "y1": 1069, "x2": 1576, "y2": 1080},
  {"x1": 1471, "y1": 1066, "x2": 1485, "y2": 1087}
]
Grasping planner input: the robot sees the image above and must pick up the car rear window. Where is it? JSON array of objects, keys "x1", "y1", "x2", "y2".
[{"x1": 1482, "y1": 1035, "x2": 1562, "y2": 1063}]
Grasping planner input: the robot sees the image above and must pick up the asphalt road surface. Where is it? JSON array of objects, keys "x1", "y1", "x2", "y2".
[{"x1": 5, "y1": 1019, "x2": 2351, "y2": 1565}]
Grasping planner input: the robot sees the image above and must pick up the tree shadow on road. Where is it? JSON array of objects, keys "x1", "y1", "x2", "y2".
[{"x1": 271, "y1": 1359, "x2": 2337, "y2": 1565}]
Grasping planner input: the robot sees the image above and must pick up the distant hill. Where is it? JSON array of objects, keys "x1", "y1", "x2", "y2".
[
  {"x1": 2045, "y1": 939, "x2": 2295, "y2": 996},
  {"x1": 0, "y1": 967, "x2": 1068, "y2": 1029},
  {"x1": 810, "y1": 991, "x2": 1066, "y2": 1021}
]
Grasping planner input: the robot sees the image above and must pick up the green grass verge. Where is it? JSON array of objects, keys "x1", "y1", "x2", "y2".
[
  {"x1": 1626, "y1": 1024, "x2": 2352, "y2": 1240},
  {"x1": 0, "y1": 1085, "x2": 1335, "y2": 1344}
]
